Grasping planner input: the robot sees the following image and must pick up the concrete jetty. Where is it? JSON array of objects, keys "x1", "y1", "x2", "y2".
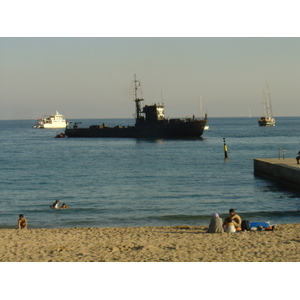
[{"x1": 254, "y1": 158, "x2": 300, "y2": 190}]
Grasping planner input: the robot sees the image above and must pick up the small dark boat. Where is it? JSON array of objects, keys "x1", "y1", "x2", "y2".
[
  {"x1": 55, "y1": 132, "x2": 66, "y2": 138},
  {"x1": 65, "y1": 76, "x2": 208, "y2": 138}
]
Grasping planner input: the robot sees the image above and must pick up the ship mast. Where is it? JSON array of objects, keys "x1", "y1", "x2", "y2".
[
  {"x1": 263, "y1": 90, "x2": 267, "y2": 117},
  {"x1": 200, "y1": 95, "x2": 202, "y2": 118},
  {"x1": 133, "y1": 74, "x2": 144, "y2": 121}
]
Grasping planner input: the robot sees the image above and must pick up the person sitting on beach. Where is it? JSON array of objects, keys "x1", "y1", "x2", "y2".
[
  {"x1": 296, "y1": 151, "x2": 300, "y2": 164},
  {"x1": 223, "y1": 208, "x2": 242, "y2": 229},
  {"x1": 224, "y1": 217, "x2": 236, "y2": 232},
  {"x1": 60, "y1": 203, "x2": 69, "y2": 209},
  {"x1": 206, "y1": 213, "x2": 224, "y2": 233},
  {"x1": 18, "y1": 214, "x2": 27, "y2": 229},
  {"x1": 50, "y1": 200, "x2": 59, "y2": 209}
]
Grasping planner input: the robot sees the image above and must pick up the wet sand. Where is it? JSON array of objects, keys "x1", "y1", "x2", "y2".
[{"x1": 1, "y1": 224, "x2": 300, "y2": 262}]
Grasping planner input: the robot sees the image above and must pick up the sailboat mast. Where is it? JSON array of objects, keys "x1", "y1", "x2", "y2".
[
  {"x1": 266, "y1": 82, "x2": 273, "y2": 118},
  {"x1": 263, "y1": 90, "x2": 267, "y2": 117}
]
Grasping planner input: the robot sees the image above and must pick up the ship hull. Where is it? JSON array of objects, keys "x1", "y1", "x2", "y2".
[
  {"x1": 42, "y1": 123, "x2": 68, "y2": 129},
  {"x1": 258, "y1": 117, "x2": 275, "y2": 127},
  {"x1": 258, "y1": 121, "x2": 275, "y2": 127},
  {"x1": 65, "y1": 119, "x2": 208, "y2": 138}
]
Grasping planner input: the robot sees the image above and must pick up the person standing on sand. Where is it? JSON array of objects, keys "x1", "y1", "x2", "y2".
[
  {"x1": 223, "y1": 209, "x2": 242, "y2": 229},
  {"x1": 296, "y1": 151, "x2": 300, "y2": 164},
  {"x1": 18, "y1": 214, "x2": 27, "y2": 229},
  {"x1": 206, "y1": 213, "x2": 224, "y2": 233}
]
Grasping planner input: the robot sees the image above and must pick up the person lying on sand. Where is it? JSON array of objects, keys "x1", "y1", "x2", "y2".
[{"x1": 18, "y1": 214, "x2": 27, "y2": 229}]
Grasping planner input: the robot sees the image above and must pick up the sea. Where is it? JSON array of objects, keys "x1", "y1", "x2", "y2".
[{"x1": 1, "y1": 117, "x2": 300, "y2": 229}]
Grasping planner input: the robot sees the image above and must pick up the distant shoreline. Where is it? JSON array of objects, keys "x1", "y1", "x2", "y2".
[{"x1": 1, "y1": 116, "x2": 300, "y2": 121}]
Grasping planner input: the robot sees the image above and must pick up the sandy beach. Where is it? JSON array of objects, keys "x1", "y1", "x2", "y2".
[{"x1": 1, "y1": 223, "x2": 300, "y2": 262}]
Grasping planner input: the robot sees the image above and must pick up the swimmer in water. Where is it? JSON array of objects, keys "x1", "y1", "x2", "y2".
[
  {"x1": 60, "y1": 203, "x2": 69, "y2": 209},
  {"x1": 18, "y1": 214, "x2": 27, "y2": 229},
  {"x1": 50, "y1": 200, "x2": 59, "y2": 209}
]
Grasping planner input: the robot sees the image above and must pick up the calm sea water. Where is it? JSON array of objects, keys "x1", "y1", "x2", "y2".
[{"x1": 1, "y1": 117, "x2": 300, "y2": 229}]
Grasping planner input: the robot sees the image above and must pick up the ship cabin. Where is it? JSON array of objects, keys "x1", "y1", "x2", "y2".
[{"x1": 136, "y1": 103, "x2": 165, "y2": 126}]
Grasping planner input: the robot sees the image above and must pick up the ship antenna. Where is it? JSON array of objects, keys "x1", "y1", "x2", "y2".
[
  {"x1": 200, "y1": 95, "x2": 202, "y2": 119},
  {"x1": 133, "y1": 74, "x2": 144, "y2": 122}
]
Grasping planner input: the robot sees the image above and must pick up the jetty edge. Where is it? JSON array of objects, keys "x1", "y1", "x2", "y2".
[{"x1": 254, "y1": 158, "x2": 300, "y2": 190}]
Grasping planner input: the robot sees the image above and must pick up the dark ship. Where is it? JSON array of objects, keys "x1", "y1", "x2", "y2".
[{"x1": 65, "y1": 76, "x2": 208, "y2": 138}]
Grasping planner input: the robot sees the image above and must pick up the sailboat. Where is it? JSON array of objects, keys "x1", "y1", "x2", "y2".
[
  {"x1": 248, "y1": 107, "x2": 251, "y2": 118},
  {"x1": 258, "y1": 82, "x2": 275, "y2": 126}
]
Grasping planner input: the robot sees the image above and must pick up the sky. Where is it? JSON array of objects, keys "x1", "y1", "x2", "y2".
[{"x1": 1, "y1": 37, "x2": 299, "y2": 120}]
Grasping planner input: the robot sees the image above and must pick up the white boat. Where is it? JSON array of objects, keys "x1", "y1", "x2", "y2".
[
  {"x1": 258, "y1": 82, "x2": 275, "y2": 126},
  {"x1": 33, "y1": 111, "x2": 69, "y2": 129}
]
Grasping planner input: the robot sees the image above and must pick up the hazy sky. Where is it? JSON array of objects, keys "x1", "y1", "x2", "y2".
[{"x1": 1, "y1": 37, "x2": 299, "y2": 120}]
